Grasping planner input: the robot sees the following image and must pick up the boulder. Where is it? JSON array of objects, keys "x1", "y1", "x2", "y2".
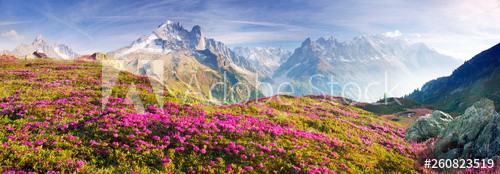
[
  {"x1": 472, "y1": 112, "x2": 500, "y2": 159},
  {"x1": 434, "y1": 98, "x2": 500, "y2": 159},
  {"x1": 405, "y1": 110, "x2": 453, "y2": 142}
]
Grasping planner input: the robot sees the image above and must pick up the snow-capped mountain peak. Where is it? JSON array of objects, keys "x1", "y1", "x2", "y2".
[
  {"x1": 12, "y1": 35, "x2": 79, "y2": 59},
  {"x1": 110, "y1": 20, "x2": 256, "y2": 73},
  {"x1": 274, "y1": 34, "x2": 462, "y2": 101},
  {"x1": 158, "y1": 19, "x2": 175, "y2": 27},
  {"x1": 153, "y1": 20, "x2": 188, "y2": 40},
  {"x1": 117, "y1": 19, "x2": 211, "y2": 57},
  {"x1": 294, "y1": 34, "x2": 427, "y2": 63}
]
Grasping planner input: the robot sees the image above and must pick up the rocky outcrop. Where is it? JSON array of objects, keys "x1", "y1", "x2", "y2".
[
  {"x1": 405, "y1": 110, "x2": 453, "y2": 142},
  {"x1": 434, "y1": 98, "x2": 500, "y2": 159},
  {"x1": 471, "y1": 114, "x2": 500, "y2": 159}
]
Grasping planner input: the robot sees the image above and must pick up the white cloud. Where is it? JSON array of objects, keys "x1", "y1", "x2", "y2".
[
  {"x1": 1, "y1": 30, "x2": 25, "y2": 41},
  {"x1": 381, "y1": 30, "x2": 402, "y2": 38},
  {"x1": 408, "y1": 0, "x2": 500, "y2": 60},
  {"x1": 410, "y1": 32, "x2": 500, "y2": 60},
  {"x1": 222, "y1": 20, "x2": 304, "y2": 29},
  {"x1": 0, "y1": 21, "x2": 29, "y2": 26},
  {"x1": 212, "y1": 31, "x2": 303, "y2": 45},
  {"x1": 1, "y1": 0, "x2": 496, "y2": 58}
]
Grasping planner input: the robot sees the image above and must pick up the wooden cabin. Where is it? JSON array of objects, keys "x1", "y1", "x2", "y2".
[{"x1": 33, "y1": 51, "x2": 48, "y2": 58}]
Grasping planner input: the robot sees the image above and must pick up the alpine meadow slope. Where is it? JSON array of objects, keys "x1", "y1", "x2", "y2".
[
  {"x1": 0, "y1": 58, "x2": 419, "y2": 173},
  {"x1": 1, "y1": 16, "x2": 498, "y2": 173}
]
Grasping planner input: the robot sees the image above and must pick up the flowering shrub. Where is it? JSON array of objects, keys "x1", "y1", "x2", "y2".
[{"x1": 0, "y1": 60, "x2": 418, "y2": 173}]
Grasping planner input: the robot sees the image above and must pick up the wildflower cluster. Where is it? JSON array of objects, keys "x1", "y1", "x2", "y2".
[{"x1": 0, "y1": 59, "x2": 417, "y2": 173}]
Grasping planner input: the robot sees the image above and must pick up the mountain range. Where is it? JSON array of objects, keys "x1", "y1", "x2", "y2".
[
  {"x1": 5, "y1": 20, "x2": 465, "y2": 103},
  {"x1": 408, "y1": 42, "x2": 500, "y2": 113},
  {"x1": 233, "y1": 46, "x2": 291, "y2": 78},
  {"x1": 273, "y1": 35, "x2": 462, "y2": 101},
  {"x1": 11, "y1": 35, "x2": 80, "y2": 59},
  {"x1": 107, "y1": 20, "x2": 261, "y2": 104}
]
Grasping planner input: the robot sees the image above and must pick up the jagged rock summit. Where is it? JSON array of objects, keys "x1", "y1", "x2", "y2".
[
  {"x1": 109, "y1": 19, "x2": 255, "y2": 72},
  {"x1": 107, "y1": 20, "x2": 261, "y2": 104}
]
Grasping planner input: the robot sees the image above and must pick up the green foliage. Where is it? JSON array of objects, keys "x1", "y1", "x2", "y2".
[{"x1": 0, "y1": 59, "x2": 419, "y2": 173}]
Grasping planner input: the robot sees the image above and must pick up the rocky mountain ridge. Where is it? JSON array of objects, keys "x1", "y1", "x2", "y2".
[{"x1": 11, "y1": 35, "x2": 80, "y2": 59}]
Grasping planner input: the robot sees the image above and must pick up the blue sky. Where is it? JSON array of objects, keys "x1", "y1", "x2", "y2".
[{"x1": 0, "y1": 0, "x2": 499, "y2": 60}]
